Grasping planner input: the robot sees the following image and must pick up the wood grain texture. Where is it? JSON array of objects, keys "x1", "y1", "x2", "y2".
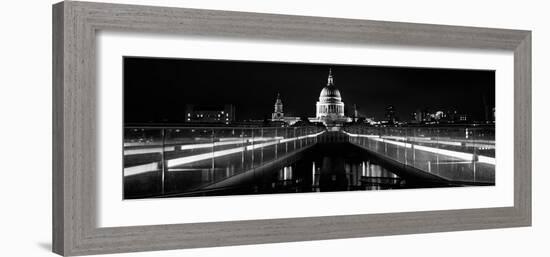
[
  {"x1": 52, "y1": 2, "x2": 65, "y2": 254},
  {"x1": 52, "y1": 1, "x2": 532, "y2": 256},
  {"x1": 514, "y1": 32, "x2": 532, "y2": 225}
]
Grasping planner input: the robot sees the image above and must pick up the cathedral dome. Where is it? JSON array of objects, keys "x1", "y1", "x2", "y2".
[
  {"x1": 315, "y1": 69, "x2": 346, "y2": 123},
  {"x1": 318, "y1": 69, "x2": 342, "y2": 102},
  {"x1": 319, "y1": 85, "x2": 341, "y2": 99}
]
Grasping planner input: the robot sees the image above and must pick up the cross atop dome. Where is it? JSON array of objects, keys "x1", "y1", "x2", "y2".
[
  {"x1": 319, "y1": 69, "x2": 342, "y2": 100},
  {"x1": 327, "y1": 68, "x2": 334, "y2": 86}
]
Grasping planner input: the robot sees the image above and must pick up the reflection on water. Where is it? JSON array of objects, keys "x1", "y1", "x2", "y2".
[
  {"x1": 198, "y1": 143, "x2": 411, "y2": 196},
  {"x1": 264, "y1": 146, "x2": 405, "y2": 194}
]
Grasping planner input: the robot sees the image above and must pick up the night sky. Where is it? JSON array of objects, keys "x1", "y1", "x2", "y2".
[{"x1": 124, "y1": 57, "x2": 495, "y2": 124}]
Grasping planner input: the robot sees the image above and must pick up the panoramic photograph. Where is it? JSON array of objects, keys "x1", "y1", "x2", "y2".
[{"x1": 123, "y1": 57, "x2": 496, "y2": 199}]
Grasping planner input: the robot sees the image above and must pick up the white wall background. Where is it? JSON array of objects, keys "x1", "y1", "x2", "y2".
[{"x1": 0, "y1": 0, "x2": 547, "y2": 256}]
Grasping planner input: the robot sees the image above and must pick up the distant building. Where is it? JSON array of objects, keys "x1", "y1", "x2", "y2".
[
  {"x1": 351, "y1": 104, "x2": 366, "y2": 122},
  {"x1": 184, "y1": 104, "x2": 235, "y2": 124},
  {"x1": 434, "y1": 111, "x2": 445, "y2": 120},
  {"x1": 458, "y1": 114, "x2": 470, "y2": 123},
  {"x1": 309, "y1": 69, "x2": 350, "y2": 130},
  {"x1": 271, "y1": 93, "x2": 284, "y2": 121},
  {"x1": 385, "y1": 105, "x2": 397, "y2": 124},
  {"x1": 445, "y1": 110, "x2": 459, "y2": 123},
  {"x1": 269, "y1": 93, "x2": 300, "y2": 126},
  {"x1": 411, "y1": 108, "x2": 423, "y2": 123},
  {"x1": 408, "y1": 108, "x2": 477, "y2": 124}
]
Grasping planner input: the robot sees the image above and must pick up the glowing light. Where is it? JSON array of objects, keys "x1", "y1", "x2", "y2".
[
  {"x1": 416, "y1": 139, "x2": 463, "y2": 146},
  {"x1": 249, "y1": 137, "x2": 284, "y2": 142},
  {"x1": 381, "y1": 136, "x2": 406, "y2": 141},
  {"x1": 346, "y1": 131, "x2": 496, "y2": 166},
  {"x1": 167, "y1": 147, "x2": 245, "y2": 167},
  {"x1": 478, "y1": 155, "x2": 496, "y2": 165},
  {"x1": 124, "y1": 162, "x2": 159, "y2": 176},
  {"x1": 312, "y1": 162, "x2": 316, "y2": 185},
  {"x1": 179, "y1": 140, "x2": 242, "y2": 150},
  {"x1": 124, "y1": 131, "x2": 325, "y2": 177},
  {"x1": 124, "y1": 146, "x2": 175, "y2": 155},
  {"x1": 342, "y1": 131, "x2": 379, "y2": 138},
  {"x1": 378, "y1": 138, "x2": 495, "y2": 165},
  {"x1": 123, "y1": 136, "x2": 287, "y2": 153},
  {"x1": 372, "y1": 137, "x2": 412, "y2": 148}
]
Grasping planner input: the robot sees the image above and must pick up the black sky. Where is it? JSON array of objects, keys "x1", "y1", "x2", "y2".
[{"x1": 124, "y1": 57, "x2": 495, "y2": 124}]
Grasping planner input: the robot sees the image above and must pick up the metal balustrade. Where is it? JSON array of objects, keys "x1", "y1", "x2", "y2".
[
  {"x1": 123, "y1": 126, "x2": 325, "y2": 198},
  {"x1": 343, "y1": 126, "x2": 495, "y2": 184}
]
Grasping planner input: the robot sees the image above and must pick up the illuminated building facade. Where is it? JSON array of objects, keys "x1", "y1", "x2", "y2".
[
  {"x1": 311, "y1": 69, "x2": 350, "y2": 130},
  {"x1": 184, "y1": 104, "x2": 235, "y2": 124},
  {"x1": 384, "y1": 105, "x2": 397, "y2": 124},
  {"x1": 270, "y1": 94, "x2": 300, "y2": 125},
  {"x1": 271, "y1": 93, "x2": 284, "y2": 121}
]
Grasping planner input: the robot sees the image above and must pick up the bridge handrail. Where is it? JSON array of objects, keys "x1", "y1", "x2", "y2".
[{"x1": 343, "y1": 126, "x2": 495, "y2": 184}]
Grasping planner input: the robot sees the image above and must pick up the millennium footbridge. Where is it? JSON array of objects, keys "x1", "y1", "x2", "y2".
[{"x1": 123, "y1": 125, "x2": 495, "y2": 199}]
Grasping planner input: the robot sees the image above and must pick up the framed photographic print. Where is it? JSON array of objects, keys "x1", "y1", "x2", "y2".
[{"x1": 52, "y1": 1, "x2": 531, "y2": 256}]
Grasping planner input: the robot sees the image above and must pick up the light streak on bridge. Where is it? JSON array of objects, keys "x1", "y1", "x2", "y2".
[
  {"x1": 343, "y1": 132, "x2": 495, "y2": 165},
  {"x1": 124, "y1": 131, "x2": 325, "y2": 177}
]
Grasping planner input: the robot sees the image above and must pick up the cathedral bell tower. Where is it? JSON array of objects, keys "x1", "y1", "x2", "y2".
[{"x1": 271, "y1": 93, "x2": 284, "y2": 121}]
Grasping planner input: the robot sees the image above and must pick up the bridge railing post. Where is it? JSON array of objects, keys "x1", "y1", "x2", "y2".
[
  {"x1": 293, "y1": 128, "x2": 296, "y2": 150},
  {"x1": 260, "y1": 128, "x2": 264, "y2": 165},
  {"x1": 300, "y1": 128, "x2": 304, "y2": 149},
  {"x1": 275, "y1": 128, "x2": 278, "y2": 159},
  {"x1": 405, "y1": 127, "x2": 409, "y2": 164},
  {"x1": 472, "y1": 127, "x2": 478, "y2": 182},
  {"x1": 251, "y1": 128, "x2": 255, "y2": 169},
  {"x1": 211, "y1": 128, "x2": 215, "y2": 181},
  {"x1": 285, "y1": 127, "x2": 288, "y2": 153},
  {"x1": 160, "y1": 128, "x2": 166, "y2": 195}
]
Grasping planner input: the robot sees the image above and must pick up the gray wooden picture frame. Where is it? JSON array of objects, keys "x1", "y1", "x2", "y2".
[{"x1": 52, "y1": 1, "x2": 531, "y2": 256}]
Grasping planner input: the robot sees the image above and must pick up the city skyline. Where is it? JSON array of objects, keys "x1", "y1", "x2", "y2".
[
  {"x1": 124, "y1": 57, "x2": 495, "y2": 124},
  {"x1": 123, "y1": 56, "x2": 496, "y2": 199}
]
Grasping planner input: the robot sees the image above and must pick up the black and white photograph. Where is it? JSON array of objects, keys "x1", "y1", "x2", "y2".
[
  {"x1": 2, "y1": 0, "x2": 543, "y2": 256},
  {"x1": 123, "y1": 57, "x2": 496, "y2": 199}
]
